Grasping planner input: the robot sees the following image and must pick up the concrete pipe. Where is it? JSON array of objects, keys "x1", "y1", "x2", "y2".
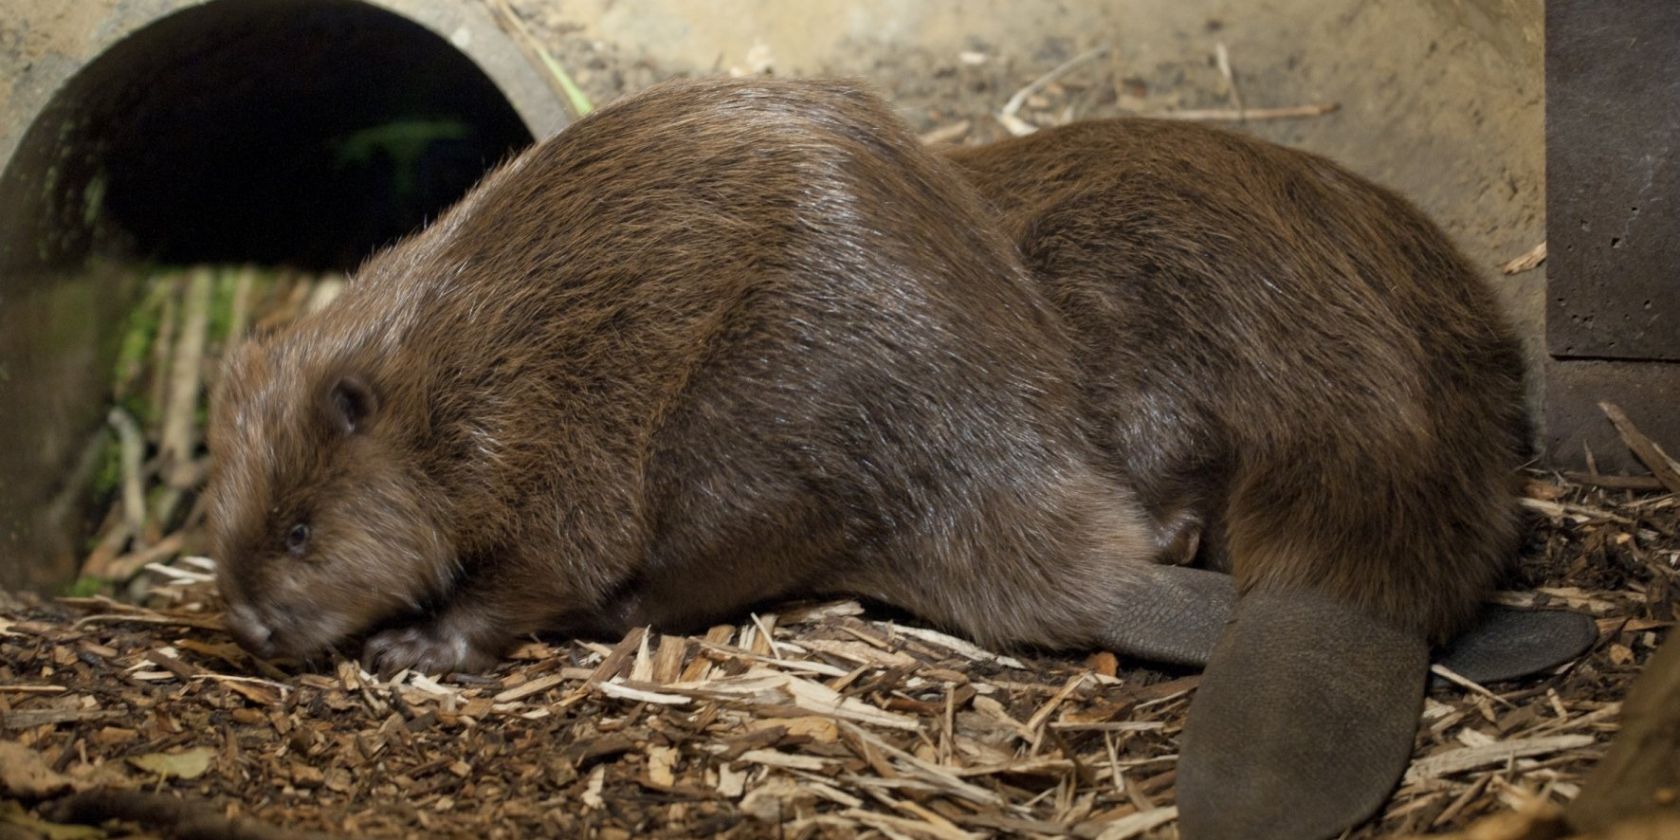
[{"x1": 0, "y1": 0, "x2": 568, "y2": 591}]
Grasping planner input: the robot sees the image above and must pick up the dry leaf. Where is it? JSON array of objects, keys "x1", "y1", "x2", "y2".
[{"x1": 127, "y1": 746, "x2": 214, "y2": 780}]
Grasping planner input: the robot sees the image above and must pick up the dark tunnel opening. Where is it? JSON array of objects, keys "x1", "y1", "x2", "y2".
[
  {"x1": 0, "y1": 0, "x2": 545, "y2": 590},
  {"x1": 5, "y1": 0, "x2": 536, "y2": 274}
]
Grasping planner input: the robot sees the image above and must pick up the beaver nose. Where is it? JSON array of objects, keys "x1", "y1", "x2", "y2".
[{"x1": 225, "y1": 605, "x2": 277, "y2": 658}]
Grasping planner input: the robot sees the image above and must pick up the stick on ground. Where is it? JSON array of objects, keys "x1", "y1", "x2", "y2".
[{"x1": 1599, "y1": 401, "x2": 1680, "y2": 495}]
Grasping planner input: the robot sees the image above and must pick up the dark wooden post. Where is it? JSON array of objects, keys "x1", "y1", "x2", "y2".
[
  {"x1": 1567, "y1": 634, "x2": 1680, "y2": 830},
  {"x1": 1544, "y1": 1, "x2": 1680, "y2": 471}
]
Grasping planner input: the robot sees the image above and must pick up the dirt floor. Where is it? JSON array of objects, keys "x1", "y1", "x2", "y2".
[{"x1": 0, "y1": 470, "x2": 1674, "y2": 839}]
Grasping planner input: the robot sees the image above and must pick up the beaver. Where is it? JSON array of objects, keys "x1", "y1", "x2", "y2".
[
  {"x1": 943, "y1": 120, "x2": 1566, "y2": 837},
  {"x1": 207, "y1": 78, "x2": 1592, "y2": 839}
]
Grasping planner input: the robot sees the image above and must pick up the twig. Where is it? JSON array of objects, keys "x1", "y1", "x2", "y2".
[
  {"x1": 1432, "y1": 774, "x2": 1492, "y2": 828},
  {"x1": 598, "y1": 677, "x2": 691, "y2": 706},
  {"x1": 1214, "y1": 42, "x2": 1244, "y2": 120},
  {"x1": 226, "y1": 264, "x2": 256, "y2": 343},
  {"x1": 484, "y1": 0, "x2": 595, "y2": 118},
  {"x1": 1404, "y1": 735, "x2": 1596, "y2": 783},
  {"x1": 1599, "y1": 402, "x2": 1680, "y2": 495},
  {"x1": 1431, "y1": 663, "x2": 1515, "y2": 709},
  {"x1": 1149, "y1": 102, "x2": 1339, "y2": 122},
  {"x1": 191, "y1": 673, "x2": 293, "y2": 696},
  {"x1": 304, "y1": 276, "x2": 346, "y2": 315},
  {"x1": 1501, "y1": 241, "x2": 1548, "y2": 275},
  {"x1": 107, "y1": 407, "x2": 147, "y2": 544},
  {"x1": 751, "y1": 612, "x2": 784, "y2": 659},
  {"x1": 146, "y1": 276, "x2": 180, "y2": 440},
  {"x1": 143, "y1": 560, "x2": 215, "y2": 584},
  {"x1": 160, "y1": 267, "x2": 212, "y2": 488},
  {"x1": 918, "y1": 121, "x2": 972, "y2": 146},
  {"x1": 999, "y1": 46, "x2": 1110, "y2": 136},
  {"x1": 584, "y1": 626, "x2": 647, "y2": 688},
  {"x1": 104, "y1": 532, "x2": 187, "y2": 582},
  {"x1": 1562, "y1": 470, "x2": 1666, "y2": 491},
  {"x1": 890, "y1": 625, "x2": 1027, "y2": 669},
  {"x1": 73, "y1": 612, "x2": 224, "y2": 632},
  {"x1": 1520, "y1": 496, "x2": 1637, "y2": 526}
]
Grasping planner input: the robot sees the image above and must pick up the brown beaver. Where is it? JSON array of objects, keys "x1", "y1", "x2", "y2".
[
  {"x1": 207, "y1": 78, "x2": 1591, "y2": 840},
  {"x1": 943, "y1": 121, "x2": 1560, "y2": 837}
]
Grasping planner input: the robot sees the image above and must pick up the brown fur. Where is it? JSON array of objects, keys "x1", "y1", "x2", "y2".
[
  {"x1": 944, "y1": 120, "x2": 1528, "y2": 643},
  {"x1": 208, "y1": 78, "x2": 1170, "y2": 672},
  {"x1": 208, "y1": 78, "x2": 1525, "y2": 676}
]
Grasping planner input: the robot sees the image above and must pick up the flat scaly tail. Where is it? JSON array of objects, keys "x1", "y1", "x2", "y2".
[{"x1": 1092, "y1": 571, "x2": 1595, "y2": 839}]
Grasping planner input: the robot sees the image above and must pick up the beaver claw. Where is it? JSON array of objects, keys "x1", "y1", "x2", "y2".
[{"x1": 363, "y1": 624, "x2": 497, "y2": 676}]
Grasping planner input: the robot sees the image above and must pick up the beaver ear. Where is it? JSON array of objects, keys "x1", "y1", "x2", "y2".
[{"x1": 324, "y1": 374, "x2": 378, "y2": 435}]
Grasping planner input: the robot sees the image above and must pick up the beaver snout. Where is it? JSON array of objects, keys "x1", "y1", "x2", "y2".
[{"x1": 224, "y1": 603, "x2": 278, "y2": 659}]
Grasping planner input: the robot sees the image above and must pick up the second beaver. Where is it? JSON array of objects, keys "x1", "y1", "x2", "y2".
[{"x1": 946, "y1": 121, "x2": 1539, "y2": 838}]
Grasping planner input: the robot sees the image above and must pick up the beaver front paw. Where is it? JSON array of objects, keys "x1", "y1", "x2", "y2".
[{"x1": 363, "y1": 624, "x2": 498, "y2": 676}]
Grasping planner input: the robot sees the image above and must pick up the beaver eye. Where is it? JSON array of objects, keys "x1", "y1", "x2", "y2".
[{"x1": 284, "y1": 523, "x2": 311, "y2": 556}]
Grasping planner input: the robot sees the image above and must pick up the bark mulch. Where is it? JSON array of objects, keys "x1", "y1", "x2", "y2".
[{"x1": 2, "y1": 461, "x2": 1675, "y2": 838}]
